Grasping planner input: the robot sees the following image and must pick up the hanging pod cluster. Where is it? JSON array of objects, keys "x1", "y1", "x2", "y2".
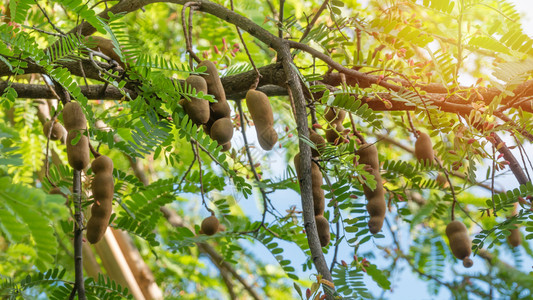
[
  {"x1": 86, "y1": 155, "x2": 114, "y2": 244},
  {"x1": 182, "y1": 60, "x2": 233, "y2": 151},
  {"x1": 245, "y1": 89, "x2": 278, "y2": 150},
  {"x1": 294, "y1": 145, "x2": 329, "y2": 247},
  {"x1": 445, "y1": 220, "x2": 473, "y2": 268},
  {"x1": 63, "y1": 101, "x2": 90, "y2": 171},
  {"x1": 324, "y1": 107, "x2": 346, "y2": 145},
  {"x1": 357, "y1": 143, "x2": 386, "y2": 234}
]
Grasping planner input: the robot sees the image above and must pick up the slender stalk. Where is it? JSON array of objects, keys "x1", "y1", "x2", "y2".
[{"x1": 72, "y1": 170, "x2": 86, "y2": 300}]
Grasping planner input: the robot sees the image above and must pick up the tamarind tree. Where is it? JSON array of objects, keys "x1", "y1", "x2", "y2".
[{"x1": 1, "y1": 0, "x2": 533, "y2": 299}]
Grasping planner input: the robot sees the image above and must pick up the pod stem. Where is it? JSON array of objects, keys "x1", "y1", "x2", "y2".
[
  {"x1": 88, "y1": 141, "x2": 101, "y2": 158},
  {"x1": 71, "y1": 169, "x2": 86, "y2": 300}
]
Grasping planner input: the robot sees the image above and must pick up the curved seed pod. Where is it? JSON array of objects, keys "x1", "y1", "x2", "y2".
[
  {"x1": 415, "y1": 132, "x2": 434, "y2": 165},
  {"x1": 324, "y1": 107, "x2": 346, "y2": 124},
  {"x1": 507, "y1": 227, "x2": 521, "y2": 248},
  {"x1": 257, "y1": 127, "x2": 278, "y2": 151},
  {"x1": 85, "y1": 36, "x2": 125, "y2": 69},
  {"x1": 201, "y1": 215, "x2": 219, "y2": 236},
  {"x1": 436, "y1": 173, "x2": 449, "y2": 188},
  {"x1": 309, "y1": 129, "x2": 326, "y2": 157},
  {"x1": 221, "y1": 141, "x2": 231, "y2": 152},
  {"x1": 293, "y1": 152, "x2": 325, "y2": 216},
  {"x1": 358, "y1": 143, "x2": 386, "y2": 234},
  {"x1": 86, "y1": 155, "x2": 114, "y2": 244},
  {"x1": 325, "y1": 119, "x2": 346, "y2": 145},
  {"x1": 66, "y1": 131, "x2": 90, "y2": 170},
  {"x1": 184, "y1": 75, "x2": 210, "y2": 125},
  {"x1": 315, "y1": 215, "x2": 331, "y2": 247},
  {"x1": 43, "y1": 120, "x2": 65, "y2": 140},
  {"x1": 246, "y1": 90, "x2": 278, "y2": 151},
  {"x1": 446, "y1": 220, "x2": 473, "y2": 267},
  {"x1": 210, "y1": 117, "x2": 233, "y2": 145},
  {"x1": 358, "y1": 143, "x2": 379, "y2": 169},
  {"x1": 63, "y1": 101, "x2": 87, "y2": 131},
  {"x1": 311, "y1": 163, "x2": 325, "y2": 216},
  {"x1": 91, "y1": 173, "x2": 114, "y2": 200},
  {"x1": 198, "y1": 60, "x2": 230, "y2": 119},
  {"x1": 91, "y1": 155, "x2": 114, "y2": 174}
]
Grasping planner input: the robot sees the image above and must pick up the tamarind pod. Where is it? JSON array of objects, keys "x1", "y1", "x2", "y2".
[
  {"x1": 358, "y1": 142, "x2": 386, "y2": 234},
  {"x1": 315, "y1": 215, "x2": 331, "y2": 247},
  {"x1": 91, "y1": 173, "x2": 114, "y2": 201},
  {"x1": 184, "y1": 75, "x2": 210, "y2": 125},
  {"x1": 257, "y1": 127, "x2": 278, "y2": 150},
  {"x1": 202, "y1": 117, "x2": 215, "y2": 135},
  {"x1": 221, "y1": 141, "x2": 231, "y2": 152},
  {"x1": 66, "y1": 131, "x2": 90, "y2": 170},
  {"x1": 358, "y1": 143, "x2": 379, "y2": 169},
  {"x1": 293, "y1": 152, "x2": 325, "y2": 215},
  {"x1": 210, "y1": 117, "x2": 233, "y2": 145},
  {"x1": 325, "y1": 126, "x2": 344, "y2": 145},
  {"x1": 414, "y1": 132, "x2": 434, "y2": 165},
  {"x1": 201, "y1": 215, "x2": 219, "y2": 236},
  {"x1": 63, "y1": 101, "x2": 87, "y2": 131},
  {"x1": 368, "y1": 217, "x2": 385, "y2": 235},
  {"x1": 43, "y1": 120, "x2": 65, "y2": 141},
  {"x1": 436, "y1": 173, "x2": 449, "y2": 188},
  {"x1": 85, "y1": 36, "x2": 125, "y2": 69},
  {"x1": 309, "y1": 129, "x2": 326, "y2": 157},
  {"x1": 91, "y1": 155, "x2": 114, "y2": 174},
  {"x1": 245, "y1": 89, "x2": 274, "y2": 128},
  {"x1": 324, "y1": 107, "x2": 346, "y2": 124},
  {"x1": 86, "y1": 173, "x2": 114, "y2": 244},
  {"x1": 198, "y1": 60, "x2": 230, "y2": 119},
  {"x1": 245, "y1": 90, "x2": 278, "y2": 150},
  {"x1": 507, "y1": 228, "x2": 521, "y2": 247},
  {"x1": 445, "y1": 220, "x2": 472, "y2": 263},
  {"x1": 311, "y1": 163, "x2": 325, "y2": 216}
]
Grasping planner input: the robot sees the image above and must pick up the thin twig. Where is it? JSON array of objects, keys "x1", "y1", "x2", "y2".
[
  {"x1": 191, "y1": 141, "x2": 214, "y2": 215},
  {"x1": 72, "y1": 169, "x2": 86, "y2": 300},
  {"x1": 230, "y1": 0, "x2": 261, "y2": 89},
  {"x1": 35, "y1": 1, "x2": 66, "y2": 35},
  {"x1": 299, "y1": 0, "x2": 329, "y2": 43},
  {"x1": 182, "y1": 2, "x2": 202, "y2": 67}
]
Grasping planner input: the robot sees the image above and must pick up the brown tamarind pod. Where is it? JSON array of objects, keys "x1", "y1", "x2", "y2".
[
  {"x1": 257, "y1": 127, "x2": 278, "y2": 151},
  {"x1": 445, "y1": 220, "x2": 473, "y2": 268},
  {"x1": 198, "y1": 60, "x2": 231, "y2": 119},
  {"x1": 415, "y1": 132, "x2": 434, "y2": 165},
  {"x1": 507, "y1": 227, "x2": 521, "y2": 248},
  {"x1": 293, "y1": 152, "x2": 325, "y2": 215},
  {"x1": 324, "y1": 107, "x2": 346, "y2": 124},
  {"x1": 43, "y1": 120, "x2": 64, "y2": 140},
  {"x1": 358, "y1": 143, "x2": 379, "y2": 169},
  {"x1": 311, "y1": 163, "x2": 325, "y2": 216},
  {"x1": 245, "y1": 89, "x2": 278, "y2": 151},
  {"x1": 325, "y1": 126, "x2": 344, "y2": 145},
  {"x1": 210, "y1": 117, "x2": 233, "y2": 145},
  {"x1": 91, "y1": 155, "x2": 114, "y2": 174},
  {"x1": 66, "y1": 130, "x2": 90, "y2": 170},
  {"x1": 309, "y1": 129, "x2": 326, "y2": 157},
  {"x1": 201, "y1": 215, "x2": 219, "y2": 236},
  {"x1": 91, "y1": 173, "x2": 114, "y2": 200},
  {"x1": 315, "y1": 215, "x2": 330, "y2": 247},
  {"x1": 85, "y1": 36, "x2": 125, "y2": 69},
  {"x1": 221, "y1": 141, "x2": 231, "y2": 152},
  {"x1": 358, "y1": 143, "x2": 386, "y2": 234},
  {"x1": 184, "y1": 75, "x2": 210, "y2": 125},
  {"x1": 63, "y1": 101, "x2": 87, "y2": 131},
  {"x1": 436, "y1": 173, "x2": 449, "y2": 188},
  {"x1": 86, "y1": 204, "x2": 112, "y2": 244}
]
